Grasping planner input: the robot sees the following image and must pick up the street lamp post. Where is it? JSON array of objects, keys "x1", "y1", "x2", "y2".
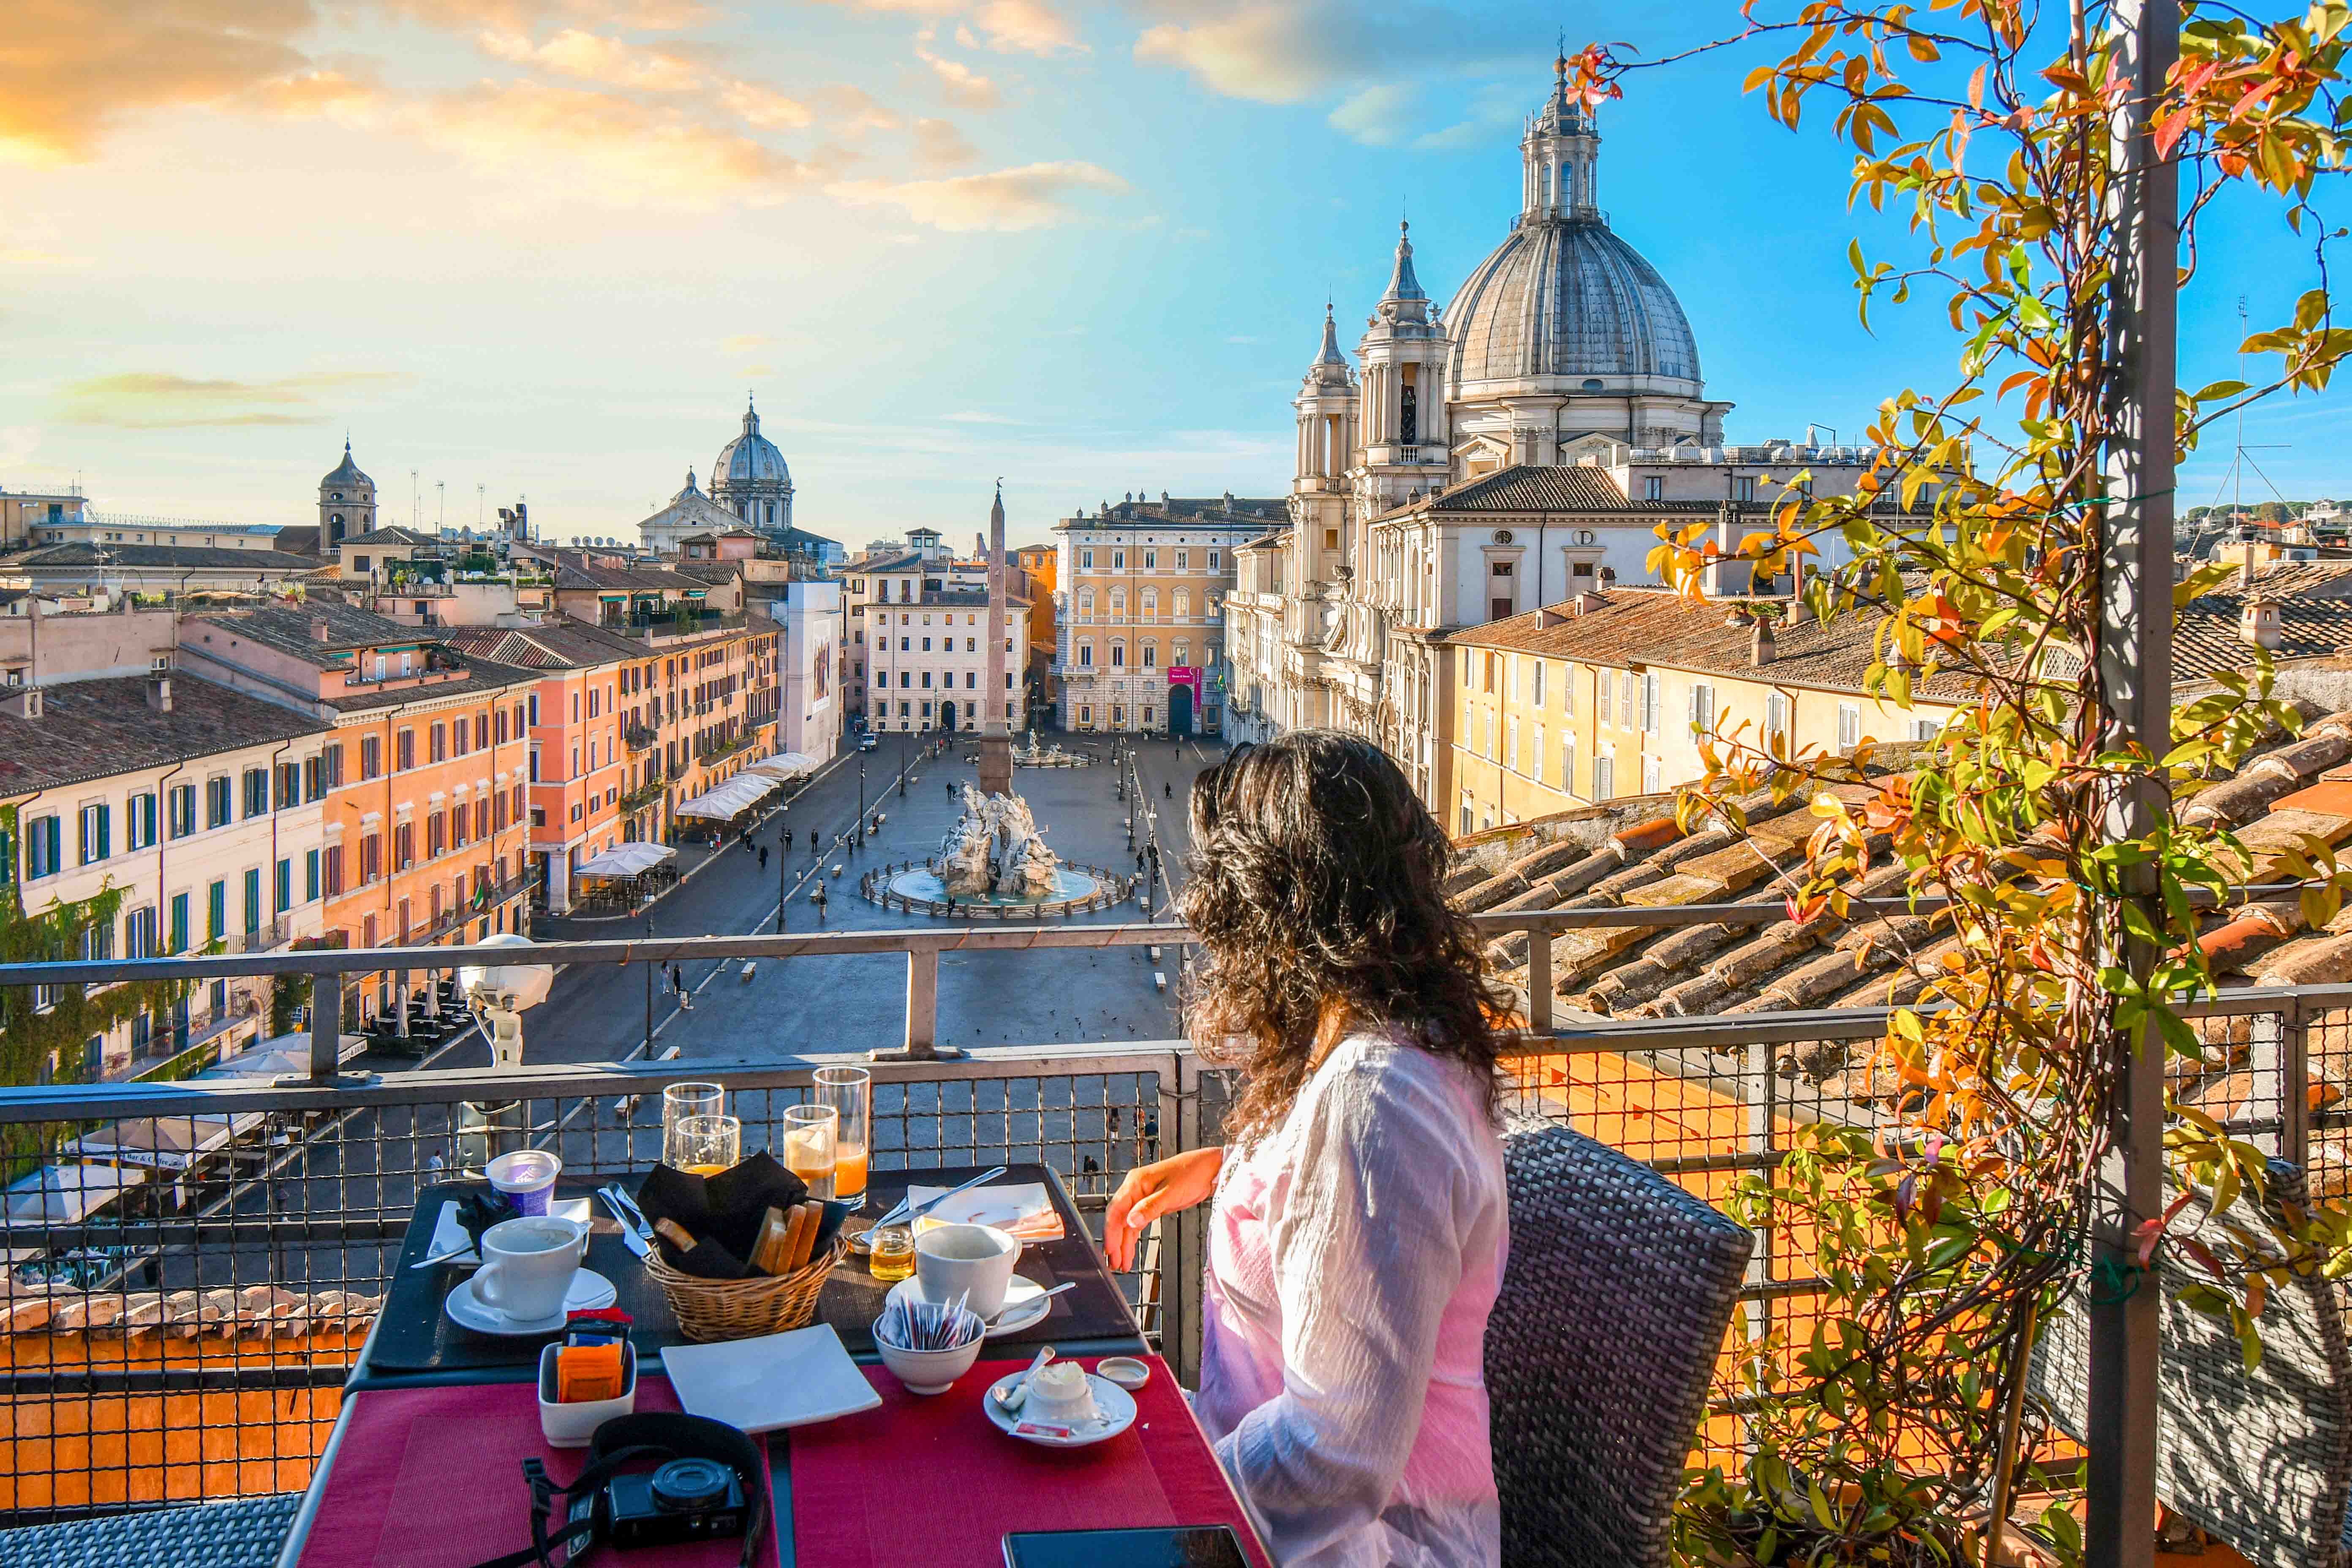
[
  {"x1": 899, "y1": 724, "x2": 909, "y2": 797},
  {"x1": 642, "y1": 910, "x2": 653, "y2": 1054}
]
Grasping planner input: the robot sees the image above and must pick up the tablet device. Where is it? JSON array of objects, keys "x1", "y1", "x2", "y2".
[{"x1": 1002, "y1": 1525, "x2": 1251, "y2": 1568}]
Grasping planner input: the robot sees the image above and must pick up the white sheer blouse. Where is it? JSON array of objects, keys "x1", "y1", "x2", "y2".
[{"x1": 1193, "y1": 1030, "x2": 1508, "y2": 1568}]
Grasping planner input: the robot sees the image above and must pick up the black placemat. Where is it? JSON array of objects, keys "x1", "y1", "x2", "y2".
[{"x1": 359, "y1": 1165, "x2": 1143, "y2": 1387}]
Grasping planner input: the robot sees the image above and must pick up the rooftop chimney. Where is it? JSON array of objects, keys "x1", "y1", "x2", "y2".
[
  {"x1": 310, "y1": 615, "x2": 330, "y2": 643},
  {"x1": 146, "y1": 675, "x2": 173, "y2": 713},
  {"x1": 2, "y1": 686, "x2": 43, "y2": 720},
  {"x1": 2240, "y1": 596, "x2": 2283, "y2": 651},
  {"x1": 1751, "y1": 620, "x2": 1776, "y2": 667}
]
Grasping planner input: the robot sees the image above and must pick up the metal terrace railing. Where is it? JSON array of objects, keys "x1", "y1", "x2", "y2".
[{"x1": 0, "y1": 910, "x2": 2337, "y2": 1526}]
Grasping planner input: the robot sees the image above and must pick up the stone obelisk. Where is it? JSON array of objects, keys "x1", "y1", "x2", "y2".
[{"x1": 977, "y1": 482, "x2": 1013, "y2": 795}]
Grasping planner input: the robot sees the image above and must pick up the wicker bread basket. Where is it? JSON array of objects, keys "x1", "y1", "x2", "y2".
[{"x1": 644, "y1": 1233, "x2": 847, "y2": 1342}]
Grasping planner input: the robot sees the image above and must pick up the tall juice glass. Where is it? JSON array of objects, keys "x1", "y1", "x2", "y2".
[
  {"x1": 782, "y1": 1105, "x2": 837, "y2": 1200},
  {"x1": 813, "y1": 1067, "x2": 871, "y2": 1208},
  {"x1": 671, "y1": 1114, "x2": 740, "y2": 1178},
  {"x1": 661, "y1": 1082, "x2": 724, "y2": 1168}
]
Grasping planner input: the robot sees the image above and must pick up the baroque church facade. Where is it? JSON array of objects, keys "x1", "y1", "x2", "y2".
[
  {"x1": 638, "y1": 397, "x2": 799, "y2": 555},
  {"x1": 1225, "y1": 58, "x2": 1911, "y2": 807}
]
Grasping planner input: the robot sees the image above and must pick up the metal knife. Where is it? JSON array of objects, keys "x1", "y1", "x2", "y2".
[{"x1": 600, "y1": 1186, "x2": 652, "y2": 1257}]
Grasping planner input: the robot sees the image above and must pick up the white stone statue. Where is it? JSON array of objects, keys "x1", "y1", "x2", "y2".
[{"x1": 937, "y1": 784, "x2": 1061, "y2": 898}]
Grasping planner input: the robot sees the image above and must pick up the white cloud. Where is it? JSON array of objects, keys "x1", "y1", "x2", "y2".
[
  {"x1": 828, "y1": 159, "x2": 1126, "y2": 231},
  {"x1": 945, "y1": 410, "x2": 1020, "y2": 423},
  {"x1": 720, "y1": 334, "x2": 772, "y2": 355},
  {"x1": 1326, "y1": 82, "x2": 1418, "y2": 147},
  {"x1": 58, "y1": 369, "x2": 410, "y2": 429},
  {"x1": 718, "y1": 79, "x2": 813, "y2": 129}
]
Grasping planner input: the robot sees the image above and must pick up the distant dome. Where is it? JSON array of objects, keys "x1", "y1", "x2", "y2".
[
  {"x1": 321, "y1": 438, "x2": 373, "y2": 490},
  {"x1": 713, "y1": 398, "x2": 789, "y2": 489},
  {"x1": 1448, "y1": 219, "x2": 1702, "y2": 390}
]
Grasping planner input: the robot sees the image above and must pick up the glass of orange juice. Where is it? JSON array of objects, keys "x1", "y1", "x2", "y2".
[
  {"x1": 670, "y1": 1113, "x2": 739, "y2": 1177},
  {"x1": 813, "y1": 1067, "x2": 871, "y2": 1208},
  {"x1": 782, "y1": 1105, "x2": 837, "y2": 1200}
]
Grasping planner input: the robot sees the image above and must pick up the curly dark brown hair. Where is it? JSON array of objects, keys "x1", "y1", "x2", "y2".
[{"x1": 1175, "y1": 730, "x2": 1505, "y2": 1150}]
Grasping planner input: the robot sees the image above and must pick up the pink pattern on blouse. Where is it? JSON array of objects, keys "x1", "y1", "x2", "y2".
[{"x1": 1193, "y1": 1030, "x2": 1508, "y2": 1568}]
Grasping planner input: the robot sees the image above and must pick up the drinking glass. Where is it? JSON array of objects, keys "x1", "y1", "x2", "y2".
[
  {"x1": 813, "y1": 1067, "x2": 871, "y2": 1208},
  {"x1": 670, "y1": 1114, "x2": 740, "y2": 1178},
  {"x1": 782, "y1": 1104, "x2": 838, "y2": 1200},
  {"x1": 661, "y1": 1082, "x2": 724, "y2": 1167}
]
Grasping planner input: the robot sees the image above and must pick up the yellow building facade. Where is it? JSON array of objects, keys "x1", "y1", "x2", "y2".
[{"x1": 1439, "y1": 590, "x2": 1970, "y2": 836}]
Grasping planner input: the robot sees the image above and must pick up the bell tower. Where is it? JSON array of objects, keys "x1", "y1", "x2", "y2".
[
  {"x1": 1292, "y1": 305, "x2": 1358, "y2": 584},
  {"x1": 1350, "y1": 223, "x2": 1452, "y2": 524},
  {"x1": 318, "y1": 438, "x2": 377, "y2": 547}
]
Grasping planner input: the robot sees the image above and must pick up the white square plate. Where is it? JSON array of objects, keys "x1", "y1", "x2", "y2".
[{"x1": 659, "y1": 1323, "x2": 883, "y2": 1435}]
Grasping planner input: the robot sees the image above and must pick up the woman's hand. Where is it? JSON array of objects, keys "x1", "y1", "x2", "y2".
[{"x1": 1103, "y1": 1147, "x2": 1224, "y2": 1270}]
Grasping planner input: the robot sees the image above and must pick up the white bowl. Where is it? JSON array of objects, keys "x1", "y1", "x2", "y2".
[
  {"x1": 872, "y1": 1323, "x2": 984, "y2": 1396},
  {"x1": 538, "y1": 1340, "x2": 637, "y2": 1447}
]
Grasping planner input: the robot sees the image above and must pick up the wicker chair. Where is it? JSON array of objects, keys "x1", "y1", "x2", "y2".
[
  {"x1": 0, "y1": 1491, "x2": 302, "y2": 1568},
  {"x1": 1484, "y1": 1122, "x2": 1756, "y2": 1568},
  {"x1": 2028, "y1": 1159, "x2": 2352, "y2": 1568}
]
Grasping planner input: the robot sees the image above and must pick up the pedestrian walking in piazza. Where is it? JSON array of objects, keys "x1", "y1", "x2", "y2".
[
  {"x1": 784, "y1": 828, "x2": 794, "y2": 851},
  {"x1": 759, "y1": 845, "x2": 768, "y2": 871}
]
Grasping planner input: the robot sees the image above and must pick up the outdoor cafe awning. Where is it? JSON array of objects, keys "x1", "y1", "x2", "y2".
[
  {"x1": 201, "y1": 1029, "x2": 366, "y2": 1079},
  {"x1": 5, "y1": 1163, "x2": 145, "y2": 1225},
  {"x1": 576, "y1": 843, "x2": 678, "y2": 880},
  {"x1": 65, "y1": 1112, "x2": 264, "y2": 1171},
  {"x1": 674, "y1": 774, "x2": 778, "y2": 821},
  {"x1": 744, "y1": 751, "x2": 819, "y2": 781}
]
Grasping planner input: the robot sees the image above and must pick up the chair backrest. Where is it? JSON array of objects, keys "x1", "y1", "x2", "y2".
[
  {"x1": 1484, "y1": 1122, "x2": 1756, "y2": 1568},
  {"x1": 2028, "y1": 1159, "x2": 2352, "y2": 1568}
]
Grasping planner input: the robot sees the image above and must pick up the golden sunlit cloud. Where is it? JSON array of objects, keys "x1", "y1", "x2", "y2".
[
  {"x1": 58, "y1": 370, "x2": 409, "y2": 430},
  {"x1": 476, "y1": 28, "x2": 704, "y2": 92},
  {"x1": 719, "y1": 79, "x2": 814, "y2": 130},
  {"x1": 912, "y1": 117, "x2": 977, "y2": 172},
  {"x1": 0, "y1": 0, "x2": 313, "y2": 163},
  {"x1": 828, "y1": 159, "x2": 1124, "y2": 232},
  {"x1": 814, "y1": 0, "x2": 1078, "y2": 55},
  {"x1": 720, "y1": 335, "x2": 773, "y2": 355},
  {"x1": 915, "y1": 32, "x2": 999, "y2": 110}
]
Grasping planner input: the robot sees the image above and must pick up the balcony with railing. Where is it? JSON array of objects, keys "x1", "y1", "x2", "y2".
[{"x1": 0, "y1": 909, "x2": 2324, "y2": 1562}]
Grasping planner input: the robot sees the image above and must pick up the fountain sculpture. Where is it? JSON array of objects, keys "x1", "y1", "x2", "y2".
[{"x1": 937, "y1": 785, "x2": 1061, "y2": 898}]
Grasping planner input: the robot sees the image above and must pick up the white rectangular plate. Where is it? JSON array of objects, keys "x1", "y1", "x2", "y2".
[{"x1": 660, "y1": 1323, "x2": 883, "y2": 1435}]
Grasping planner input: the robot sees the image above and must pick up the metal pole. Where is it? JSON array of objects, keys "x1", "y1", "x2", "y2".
[
  {"x1": 643, "y1": 912, "x2": 654, "y2": 1054},
  {"x1": 308, "y1": 970, "x2": 342, "y2": 1081},
  {"x1": 2087, "y1": 3, "x2": 2176, "y2": 1564}
]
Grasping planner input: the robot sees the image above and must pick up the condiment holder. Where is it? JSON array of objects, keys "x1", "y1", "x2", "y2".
[{"x1": 538, "y1": 1340, "x2": 637, "y2": 1446}]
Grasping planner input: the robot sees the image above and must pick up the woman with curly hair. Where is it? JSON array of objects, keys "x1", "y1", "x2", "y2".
[{"x1": 1105, "y1": 730, "x2": 1508, "y2": 1568}]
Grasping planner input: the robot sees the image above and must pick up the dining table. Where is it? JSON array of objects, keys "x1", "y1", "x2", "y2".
[{"x1": 276, "y1": 1162, "x2": 1274, "y2": 1568}]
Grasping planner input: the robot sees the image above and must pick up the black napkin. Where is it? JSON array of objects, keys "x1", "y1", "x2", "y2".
[
  {"x1": 455, "y1": 1188, "x2": 518, "y2": 1250},
  {"x1": 634, "y1": 1154, "x2": 851, "y2": 1279}
]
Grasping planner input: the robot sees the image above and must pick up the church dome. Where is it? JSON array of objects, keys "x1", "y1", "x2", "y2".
[
  {"x1": 1445, "y1": 62, "x2": 1703, "y2": 395},
  {"x1": 1447, "y1": 218, "x2": 1702, "y2": 390},
  {"x1": 713, "y1": 397, "x2": 789, "y2": 490},
  {"x1": 321, "y1": 438, "x2": 373, "y2": 490}
]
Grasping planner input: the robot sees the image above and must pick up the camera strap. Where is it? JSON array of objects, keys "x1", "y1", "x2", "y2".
[{"x1": 466, "y1": 1413, "x2": 769, "y2": 1568}]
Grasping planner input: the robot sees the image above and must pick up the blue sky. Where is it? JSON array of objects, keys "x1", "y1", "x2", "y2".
[{"x1": 0, "y1": 0, "x2": 2341, "y2": 550}]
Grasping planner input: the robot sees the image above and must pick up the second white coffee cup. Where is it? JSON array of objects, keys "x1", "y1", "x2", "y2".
[
  {"x1": 914, "y1": 1222, "x2": 1018, "y2": 1320},
  {"x1": 475, "y1": 1215, "x2": 589, "y2": 1322}
]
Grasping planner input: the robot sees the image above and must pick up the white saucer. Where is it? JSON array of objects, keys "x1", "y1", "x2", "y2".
[
  {"x1": 983, "y1": 1371, "x2": 1138, "y2": 1448},
  {"x1": 885, "y1": 1274, "x2": 1054, "y2": 1337},
  {"x1": 444, "y1": 1269, "x2": 616, "y2": 1336}
]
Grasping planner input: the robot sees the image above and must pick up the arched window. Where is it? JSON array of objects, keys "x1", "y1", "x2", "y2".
[
  {"x1": 1173, "y1": 588, "x2": 1190, "y2": 618},
  {"x1": 1111, "y1": 641, "x2": 1127, "y2": 669},
  {"x1": 1141, "y1": 588, "x2": 1159, "y2": 617},
  {"x1": 1143, "y1": 642, "x2": 1158, "y2": 669},
  {"x1": 1110, "y1": 588, "x2": 1127, "y2": 615}
]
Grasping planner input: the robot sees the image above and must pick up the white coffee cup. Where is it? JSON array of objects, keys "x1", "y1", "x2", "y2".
[
  {"x1": 914, "y1": 1222, "x2": 1018, "y2": 1320},
  {"x1": 474, "y1": 1216, "x2": 588, "y2": 1323}
]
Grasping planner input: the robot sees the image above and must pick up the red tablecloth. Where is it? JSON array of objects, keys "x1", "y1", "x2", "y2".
[
  {"x1": 297, "y1": 1377, "x2": 762, "y2": 1568},
  {"x1": 789, "y1": 1356, "x2": 1272, "y2": 1568},
  {"x1": 298, "y1": 1357, "x2": 1270, "y2": 1568}
]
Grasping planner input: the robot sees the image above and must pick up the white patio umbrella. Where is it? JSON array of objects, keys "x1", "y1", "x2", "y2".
[
  {"x1": 745, "y1": 751, "x2": 819, "y2": 780},
  {"x1": 201, "y1": 1029, "x2": 364, "y2": 1078},
  {"x1": 5, "y1": 1163, "x2": 144, "y2": 1224},
  {"x1": 66, "y1": 1113, "x2": 260, "y2": 1170},
  {"x1": 576, "y1": 843, "x2": 678, "y2": 879}
]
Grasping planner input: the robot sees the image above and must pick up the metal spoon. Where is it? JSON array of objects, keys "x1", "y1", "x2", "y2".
[
  {"x1": 992, "y1": 1345, "x2": 1055, "y2": 1412},
  {"x1": 987, "y1": 1281, "x2": 1076, "y2": 1323}
]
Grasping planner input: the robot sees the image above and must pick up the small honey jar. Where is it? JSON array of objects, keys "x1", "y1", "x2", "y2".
[{"x1": 868, "y1": 1224, "x2": 915, "y2": 1282}]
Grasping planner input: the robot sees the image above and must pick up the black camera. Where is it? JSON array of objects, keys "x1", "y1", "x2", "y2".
[{"x1": 602, "y1": 1457, "x2": 749, "y2": 1549}]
